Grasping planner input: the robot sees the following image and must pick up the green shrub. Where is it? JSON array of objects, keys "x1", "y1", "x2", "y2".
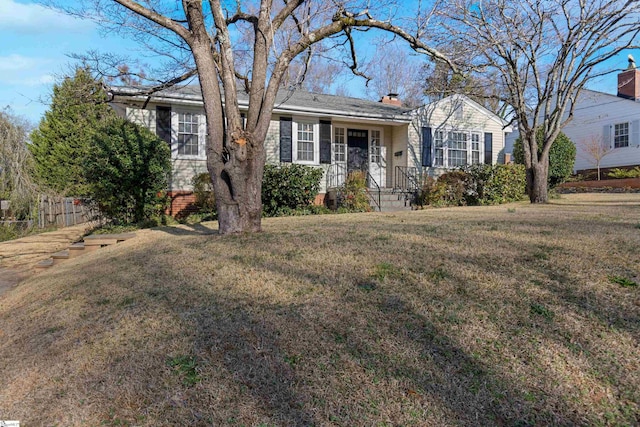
[
  {"x1": 262, "y1": 164, "x2": 324, "y2": 217},
  {"x1": 191, "y1": 172, "x2": 216, "y2": 214},
  {"x1": 607, "y1": 167, "x2": 640, "y2": 179},
  {"x1": 418, "y1": 164, "x2": 526, "y2": 207},
  {"x1": 481, "y1": 164, "x2": 527, "y2": 204},
  {"x1": 84, "y1": 117, "x2": 171, "y2": 224},
  {"x1": 0, "y1": 224, "x2": 19, "y2": 242},
  {"x1": 338, "y1": 171, "x2": 372, "y2": 212},
  {"x1": 513, "y1": 128, "x2": 576, "y2": 187}
]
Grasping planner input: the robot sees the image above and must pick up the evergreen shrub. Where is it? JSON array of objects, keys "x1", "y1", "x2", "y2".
[{"x1": 262, "y1": 164, "x2": 324, "y2": 217}]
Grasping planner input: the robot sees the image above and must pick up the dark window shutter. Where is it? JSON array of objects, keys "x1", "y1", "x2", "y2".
[
  {"x1": 421, "y1": 127, "x2": 432, "y2": 167},
  {"x1": 602, "y1": 125, "x2": 612, "y2": 149},
  {"x1": 241, "y1": 112, "x2": 246, "y2": 130},
  {"x1": 319, "y1": 120, "x2": 332, "y2": 164},
  {"x1": 280, "y1": 117, "x2": 293, "y2": 163},
  {"x1": 156, "y1": 106, "x2": 172, "y2": 145},
  {"x1": 484, "y1": 132, "x2": 493, "y2": 164}
]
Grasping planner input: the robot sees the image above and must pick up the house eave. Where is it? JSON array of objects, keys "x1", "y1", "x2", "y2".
[{"x1": 109, "y1": 89, "x2": 412, "y2": 125}]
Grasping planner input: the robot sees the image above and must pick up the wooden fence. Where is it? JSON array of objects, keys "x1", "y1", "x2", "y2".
[{"x1": 37, "y1": 195, "x2": 100, "y2": 228}]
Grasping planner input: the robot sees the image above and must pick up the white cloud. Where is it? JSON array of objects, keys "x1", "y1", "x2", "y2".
[
  {"x1": 0, "y1": 0, "x2": 93, "y2": 33},
  {"x1": 0, "y1": 54, "x2": 37, "y2": 72},
  {"x1": 0, "y1": 54, "x2": 57, "y2": 86}
]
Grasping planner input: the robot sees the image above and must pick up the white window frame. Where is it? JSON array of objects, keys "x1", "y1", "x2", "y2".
[
  {"x1": 447, "y1": 131, "x2": 468, "y2": 167},
  {"x1": 172, "y1": 109, "x2": 206, "y2": 160},
  {"x1": 471, "y1": 132, "x2": 482, "y2": 165},
  {"x1": 369, "y1": 127, "x2": 384, "y2": 164},
  {"x1": 293, "y1": 118, "x2": 319, "y2": 164},
  {"x1": 333, "y1": 126, "x2": 346, "y2": 163},
  {"x1": 431, "y1": 129, "x2": 485, "y2": 168},
  {"x1": 434, "y1": 130, "x2": 445, "y2": 167},
  {"x1": 613, "y1": 122, "x2": 630, "y2": 148}
]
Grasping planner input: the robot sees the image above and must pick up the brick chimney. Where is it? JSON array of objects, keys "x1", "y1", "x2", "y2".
[
  {"x1": 617, "y1": 55, "x2": 640, "y2": 100},
  {"x1": 380, "y1": 93, "x2": 402, "y2": 107}
]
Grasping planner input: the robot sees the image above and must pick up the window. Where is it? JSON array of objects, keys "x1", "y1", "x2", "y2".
[
  {"x1": 431, "y1": 129, "x2": 485, "y2": 167},
  {"x1": 296, "y1": 121, "x2": 315, "y2": 162},
  {"x1": 178, "y1": 112, "x2": 199, "y2": 156},
  {"x1": 334, "y1": 127, "x2": 346, "y2": 162},
  {"x1": 614, "y1": 122, "x2": 629, "y2": 148},
  {"x1": 471, "y1": 133, "x2": 481, "y2": 164},
  {"x1": 434, "y1": 130, "x2": 445, "y2": 166},
  {"x1": 370, "y1": 130, "x2": 382, "y2": 164},
  {"x1": 448, "y1": 131, "x2": 468, "y2": 167}
]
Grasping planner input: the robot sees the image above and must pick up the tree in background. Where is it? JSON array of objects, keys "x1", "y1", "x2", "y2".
[
  {"x1": 85, "y1": 116, "x2": 171, "y2": 224},
  {"x1": 513, "y1": 129, "x2": 576, "y2": 188},
  {"x1": 0, "y1": 109, "x2": 36, "y2": 218},
  {"x1": 58, "y1": 0, "x2": 455, "y2": 234},
  {"x1": 578, "y1": 135, "x2": 614, "y2": 180},
  {"x1": 422, "y1": 60, "x2": 506, "y2": 116},
  {"x1": 364, "y1": 43, "x2": 425, "y2": 108},
  {"x1": 29, "y1": 67, "x2": 115, "y2": 196},
  {"x1": 435, "y1": 0, "x2": 640, "y2": 203}
]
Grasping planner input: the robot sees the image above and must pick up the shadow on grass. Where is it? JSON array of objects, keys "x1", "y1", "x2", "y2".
[
  {"x1": 1, "y1": 208, "x2": 638, "y2": 425},
  {"x1": 156, "y1": 222, "x2": 218, "y2": 236}
]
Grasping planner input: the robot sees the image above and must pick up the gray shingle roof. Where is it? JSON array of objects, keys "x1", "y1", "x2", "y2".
[{"x1": 109, "y1": 85, "x2": 412, "y2": 122}]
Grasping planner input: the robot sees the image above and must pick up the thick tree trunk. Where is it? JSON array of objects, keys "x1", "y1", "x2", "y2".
[
  {"x1": 526, "y1": 162, "x2": 549, "y2": 203},
  {"x1": 214, "y1": 145, "x2": 265, "y2": 234},
  {"x1": 208, "y1": 130, "x2": 267, "y2": 235}
]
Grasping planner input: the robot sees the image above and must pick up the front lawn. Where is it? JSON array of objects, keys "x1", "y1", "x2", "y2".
[{"x1": 0, "y1": 194, "x2": 638, "y2": 426}]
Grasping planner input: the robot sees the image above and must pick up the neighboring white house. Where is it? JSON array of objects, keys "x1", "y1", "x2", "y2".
[
  {"x1": 108, "y1": 87, "x2": 510, "y2": 214},
  {"x1": 506, "y1": 64, "x2": 640, "y2": 174}
]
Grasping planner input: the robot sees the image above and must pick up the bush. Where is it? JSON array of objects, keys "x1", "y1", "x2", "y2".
[
  {"x1": 513, "y1": 128, "x2": 576, "y2": 187},
  {"x1": 417, "y1": 164, "x2": 526, "y2": 207},
  {"x1": 262, "y1": 164, "x2": 324, "y2": 217},
  {"x1": 416, "y1": 176, "x2": 447, "y2": 207},
  {"x1": 481, "y1": 164, "x2": 527, "y2": 204},
  {"x1": 338, "y1": 171, "x2": 372, "y2": 212},
  {"x1": 608, "y1": 167, "x2": 640, "y2": 179},
  {"x1": 437, "y1": 170, "x2": 472, "y2": 206},
  {"x1": 191, "y1": 172, "x2": 216, "y2": 214},
  {"x1": 84, "y1": 117, "x2": 171, "y2": 224}
]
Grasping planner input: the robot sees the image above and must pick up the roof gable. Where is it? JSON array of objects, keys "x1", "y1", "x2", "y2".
[{"x1": 413, "y1": 94, "x2": 511, "y2": 130}]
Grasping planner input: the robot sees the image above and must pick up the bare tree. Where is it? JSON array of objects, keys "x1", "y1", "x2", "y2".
[
  {"x1": 364, "y1": 43, "x2": 425, "y2": 108},
  {"x1": 0, "y1": 109, "x2": 37, "y2": 218},
  {"x1": 435, "y1": 0, "x2": 640, "y2": 203},
  {"x1": 54, "y1": 0, "x2": 454, "y2": 234},
  {"x1": 579, "y1": 135, "x2": 614, "y2": 180},
  {"x1": 282, "y1": 52, "x2": 350, "y2": 95},
  {"x1": 422, "y1": 59, "x2": 507, "y2": 116}
]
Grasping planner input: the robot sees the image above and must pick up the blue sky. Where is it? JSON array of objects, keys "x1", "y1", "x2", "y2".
[
  {"x1": 0, "y1": 0, "x2": 635, "y2": 125},
  {"x1": 0, "y1": 0, "x2": 142, "y2": 123}
]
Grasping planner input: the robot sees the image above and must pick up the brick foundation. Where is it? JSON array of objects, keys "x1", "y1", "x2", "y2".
[
  {"x1": 167, "y1": 191, "x2": 198, "y2": 218},
  {"x1": 558, "y1": 177, "x2": 640, "y2": 190},
  {"x1": 167, "y1": 191, "x2": 328, "y2": 218}
]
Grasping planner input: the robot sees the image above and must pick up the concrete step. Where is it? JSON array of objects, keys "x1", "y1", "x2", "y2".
[
  {"x1": 68, "y1": 242, "x2": 85, "y2": 257},
  {"x1": 83, "y1": 232, "x2": 136, "y2": 247},
  {"x1": 34, "y1": 258, "x2": 54, "y2": 271},
  {"x1": 51, "y1": 250, "x2": 69, "y2": 265}
]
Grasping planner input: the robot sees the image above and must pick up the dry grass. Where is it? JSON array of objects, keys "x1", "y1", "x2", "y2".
[{"x1": 0, "y1": 194, "x2": 639, "y2": 426}]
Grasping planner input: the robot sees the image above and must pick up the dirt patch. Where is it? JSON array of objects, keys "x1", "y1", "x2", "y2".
[{"x1": 0, "y1": 267, "x2": 28, "y2": 297}]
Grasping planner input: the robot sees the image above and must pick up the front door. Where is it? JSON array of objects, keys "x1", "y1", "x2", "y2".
[{"x1": 347, "y1": 129, "x2": 368, "y2": 175}]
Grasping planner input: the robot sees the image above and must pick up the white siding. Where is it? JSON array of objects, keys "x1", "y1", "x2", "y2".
[
  {"x1": 410, "y1": 96, "x2": 509, "y2": 170},
  {"x1": 114, "y1": 102, "x2": 412, "y2": 192},
  {"x1": 561, "y1": 90, "x2": 640, "y2": 171}
]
